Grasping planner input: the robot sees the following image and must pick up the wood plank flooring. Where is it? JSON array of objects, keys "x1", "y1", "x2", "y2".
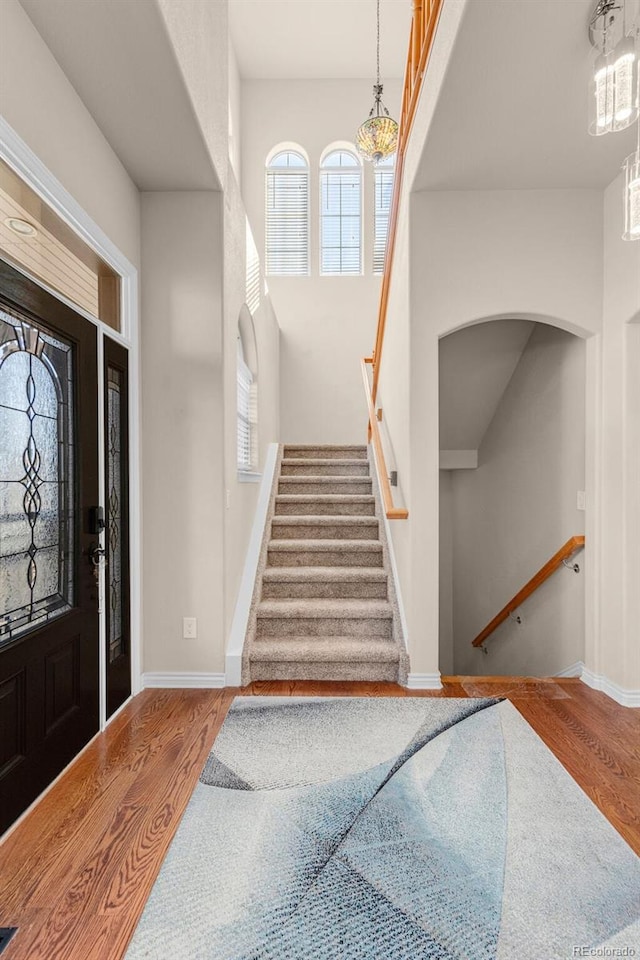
[{"x1": 0, "y1": 679, "x2": 638, "y2": 960}]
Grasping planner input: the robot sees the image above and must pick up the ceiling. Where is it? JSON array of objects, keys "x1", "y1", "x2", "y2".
[
  {"x1": 414, "y1": 0, "x2": 637, "y2": 191},
  {"x1": 439, "y1": 319, "x2": 534, "y2": 452},
  {"x1": 229, "y1": 0, "x2": 411, "y2": 79}
]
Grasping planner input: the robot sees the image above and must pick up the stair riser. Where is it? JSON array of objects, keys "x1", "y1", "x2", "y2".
[
  {"x1": 284, "y1": 447, "x2": 368, "y2": 460},
  {"x1": 268, "y1": 549, "x2": 383, "y2": 568},
  {"x1": 250, "y1": 661, "x2": 399, "y2": 682},
  {"x1": 261, "y1": 581, "x2": 388, "y2": 600},
  {"x1": 256, "y1": 618, "x2": 392, "y2": 639},
  {"x1": 275, "y1": 501, "x2": 376, "y2": 517},
  {"x1": 280, "y1": 462, "x2": 370, "y2": 477},
  {"x1": 271, "y1": 522, "x2": 379, "y2": 541},
  {"x1": 279, "y1": 480, "x2": 373, "y2": 495}
]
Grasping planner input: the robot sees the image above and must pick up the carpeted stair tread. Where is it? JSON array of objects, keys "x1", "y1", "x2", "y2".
[
  {"x1": 275, "y1": 494, "x2": 376, "y2": 516},
  {"x1": 257, "y1": 598, "x2": 393, "y2": 619},
  {"x1": 268, "y1": 538, "x2": 383, "y2": 552},
  {"x1": 284, "y1": 445, "x2": 367, "y2": 460},
  {"x1": 281, "y1": 458, "x2": 367, "y2": 466},
  {"x1": 279, "y1": 477, "x2": 372, "y2": 486},
  {"x1": 262, "y1": 566, "x2": 388, "y2": 582},
  {"x1": 271, "y1": 516, "x2": 379, "y2": 540},
  {"x1": 250, "y1": 637, "x2": 399, "y2": 663}
]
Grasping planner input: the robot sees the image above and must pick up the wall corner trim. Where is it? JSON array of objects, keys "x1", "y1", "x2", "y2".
[
  {"x1": 554, "y1": 660, "x2": 585, "y2": 678},
  {"x1": 226, "y1": 442, "x2": 279, "y2": 685},
  {"x1": 142, "y1": 673, "x2": 226, "y2": 689},
  {"x1": 581, "y1": 667, "x2": 640, "y2": 708},
  {"x1": 406, "y1": 672, "x2": 443, "y2": 690}
]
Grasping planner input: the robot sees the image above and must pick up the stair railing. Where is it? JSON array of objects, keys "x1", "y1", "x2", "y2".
[
  {"x1": 362, "y1": 0, "x2": 444, "y2": 519},
  {"x1": 472, "y1": 536, "x2": 586, "y2": 651},
  {"x1": 361, "y1": 358, "x2": 408, "y2": 519}
]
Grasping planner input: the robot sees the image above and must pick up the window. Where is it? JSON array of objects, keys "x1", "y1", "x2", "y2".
[
  {"x1": 237, "y1": 338, "x2": 256, "y2": 471},
  {"x1": 320, "y1": 149, "x2": 362, "y2": 275},
  {"x1": 374, "y1": 156, "x2": 395, "y2": 275},
  {"x1": 265, "y1": 149, "x2": 309, "y2": 276}
]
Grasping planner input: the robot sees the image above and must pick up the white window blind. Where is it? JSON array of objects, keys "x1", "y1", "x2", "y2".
[
  {"x1": 245, "y1": 220, "x2": 260, "y2": 314},
  {"x1": 374, "y1": 161, "x2": 395, "y2": 275},
  {"x1": 237, "y1": 341, "x2": 255, "y2": 471},
  {"x1": 265, "y1": 150, "x2": 309, "y2": 276},
  {"x1": 320, "y1": 150, "x2": 362, "y2": 276}
]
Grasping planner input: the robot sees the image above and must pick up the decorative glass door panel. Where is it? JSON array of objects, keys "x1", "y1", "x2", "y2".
[
  {"x1": 0, "y1": 307, "x2": 74, "y2": 642},
  {"x1": 104, "y1": 337, "x2": 130, "y2": 718}
]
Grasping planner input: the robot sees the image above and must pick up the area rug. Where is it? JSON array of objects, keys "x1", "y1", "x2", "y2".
[{"x1": 125, "y1": 697, "x2": 640, "y2": 960}]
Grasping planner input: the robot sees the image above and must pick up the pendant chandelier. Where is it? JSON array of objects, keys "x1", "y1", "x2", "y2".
[
  {"x1": 588, "y1": 0, "x2": 638, "y2": 135},
  {"x1": 356, "y1": 0, "x2": 399, "y2": 164}
]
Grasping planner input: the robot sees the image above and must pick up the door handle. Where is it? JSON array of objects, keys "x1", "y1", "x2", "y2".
[{"x1": 88, "y1": 543, "x2": 106, "y2": 568}]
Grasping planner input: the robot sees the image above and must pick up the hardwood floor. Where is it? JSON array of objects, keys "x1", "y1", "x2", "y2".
[{"x1": 0, "y1": 679, "x2": 638, "y2": 960}]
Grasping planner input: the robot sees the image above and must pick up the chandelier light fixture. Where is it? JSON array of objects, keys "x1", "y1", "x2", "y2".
[
  {"x1": 588, "y1": 0, "x2": 639, "y2": 135},
  {"x1": 356, "y1": 0, "x2": 399, "y2": 164}
]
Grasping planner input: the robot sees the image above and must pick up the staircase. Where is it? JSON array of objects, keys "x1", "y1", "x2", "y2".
[{"x1": 243, "y1": 445, "x2": 408, "y2": 683}]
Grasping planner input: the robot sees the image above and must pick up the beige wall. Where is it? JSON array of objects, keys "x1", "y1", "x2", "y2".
[
  {"x1": 242, "y1": 78, "x2": 401, "y2": 443},
  {"x1": 156, "y1": 0, "x2": 229, "y2": 192},
  {"x1": 141, "y1": 191, "x2": 225, "y2": 673},
  {"x1": 0, "y1": 0, "x2": 140, "y2": 268},
  {"x1": 222, "y1": 170, "x2": 280, "y2": 639},
  {"x1": 598, "y1": 174, "x2": 640, "y2": 693},
  {"x1": 448, "y1": 324, "x2": 586, "y2": 676},
  {"x1": 378, "y1": 187, "x2": 602, "y2": 678}
]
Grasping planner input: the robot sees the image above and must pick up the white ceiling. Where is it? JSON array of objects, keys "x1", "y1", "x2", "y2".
[
  {"x1": 229, "y1": 0, "x2": 412, "y2": 79},
  {"x1": 439, "y1": 319, "x2": 534, "y2": 451},
  {"x1": 414, "y1": 0, "x2": 637, "y2": 191}
]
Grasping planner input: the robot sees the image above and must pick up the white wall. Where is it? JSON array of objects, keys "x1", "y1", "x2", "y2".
[
  {"x1": 378, "y1": 187, "x2": 602, "y2": 678},
  {"x1": 242, "y1": 79, "x2": 401, "y2": 443},
  {"x1": 447, "y1": 324, "x2": 586, "y2": 676},
  {"x1": 0, "y1": 0, "x2": 140, "y2": 267},
  {"x1": 439, "y1": 471, "x2": 454, "y2": 675}
]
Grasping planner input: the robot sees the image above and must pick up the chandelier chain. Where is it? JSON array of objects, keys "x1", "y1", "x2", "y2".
[{"x1": 377, "y1": 0, "x2": 381, "y2": 88}]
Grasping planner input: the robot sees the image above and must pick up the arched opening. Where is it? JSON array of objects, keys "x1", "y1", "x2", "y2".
[{"x1": 438, "y1": 315, "x2": 587, "y2": 679}]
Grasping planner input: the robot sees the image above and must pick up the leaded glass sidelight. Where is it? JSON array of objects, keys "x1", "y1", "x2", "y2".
[
  {"x1": 0, "y1": 305, "x2": 74, "y2": 642},
  {"x1": 106, "y1": 366, "x2": 123, "y2": 662}
]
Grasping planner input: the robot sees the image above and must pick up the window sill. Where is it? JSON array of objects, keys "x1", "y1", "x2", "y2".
[{"x1": 237, "y1": 470, "x2": 262, "y2": 484}]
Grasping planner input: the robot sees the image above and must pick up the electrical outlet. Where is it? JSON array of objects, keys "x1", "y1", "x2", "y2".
[
  {"x1": 183, "y1": 617, "x2": 197, "y2": 639},
  {"x1": 577, "y1": 490, "x2": 586, "y2": 511}
]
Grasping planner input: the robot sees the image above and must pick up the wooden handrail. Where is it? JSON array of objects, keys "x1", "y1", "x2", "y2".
[
  {"x1": 471, "y1": 536, "x2": 586, "y2": 649},
  {"x1": 370, "y1": 0, "x2": 444, "y2": 404},
  {"x1": 361, "y1": 357, "x2": 408, "y2": 519}
]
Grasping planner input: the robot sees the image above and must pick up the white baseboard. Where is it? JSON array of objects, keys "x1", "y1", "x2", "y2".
[
  {"x1": 554, "y1": 660, "x2": 585, "y2": 678},
  {"x1": 226, "y1": 443, "x2": 279, "y2": 686},
  {"x1": 142, "y1": 672, "x2": 226, "y2": 689},
  {"x1": 406, "y1": 672, "x2": 443, "y2": 690},
  {"x1": 580, "y1": 667, "x2": 640, "y2": 708}
]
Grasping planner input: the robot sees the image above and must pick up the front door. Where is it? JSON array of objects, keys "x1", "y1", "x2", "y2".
[{"x1": 0, "y1": 259, "x2": 99, "y2": 833}]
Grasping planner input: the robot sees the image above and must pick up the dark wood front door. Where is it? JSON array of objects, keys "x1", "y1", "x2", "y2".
[
  {"x1": 104, "y1": 337, "x2": 130, "y2": 718},
  {"x1": 0, "y1": 259, "x2": 99, "y2": 834}
]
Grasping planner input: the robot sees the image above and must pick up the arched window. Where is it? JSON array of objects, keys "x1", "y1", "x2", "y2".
[
  {"x1": 265, "y1": 148, "x2": 309, "y2": 276},
  {"x1": 320, "y1": 149, "x2": 362, "y2": 276},
  {"x1": 374, "y1": 155, "x2": 395, "y2": 275}
]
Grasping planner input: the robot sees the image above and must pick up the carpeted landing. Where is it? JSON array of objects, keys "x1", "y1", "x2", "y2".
[{"x1": 125, "y1": 697, "x2": 640, "y2": 959}]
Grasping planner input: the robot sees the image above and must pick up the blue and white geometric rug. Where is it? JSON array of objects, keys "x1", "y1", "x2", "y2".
[{"x1": 126, "y1": 697, "x2": 640, "y2": 959}]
